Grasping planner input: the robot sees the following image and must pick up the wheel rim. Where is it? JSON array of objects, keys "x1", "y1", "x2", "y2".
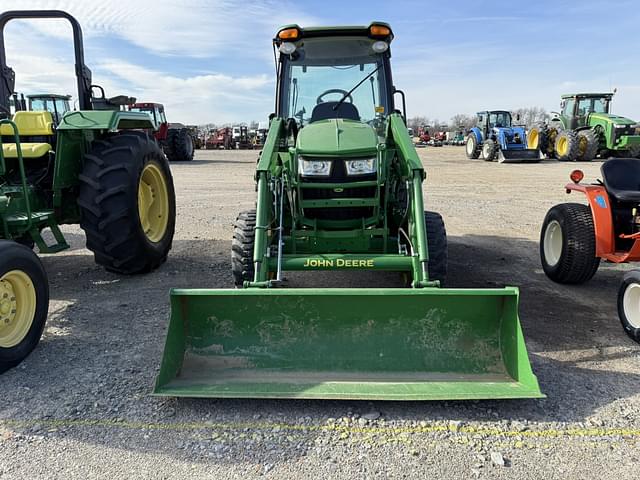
[
  {"x1": 0, "y1": 270, "x2": 36, "y2": 348},
  {"x1": 623, "y1": 283, "x2": 640, "y2": 329},
  {"x1": 466, "y1": 137, "x2": 474, "y2": 155},
  {"x1": 528, "y1": 130, "x2": 539, "y2": 149},
  {"x1": 543, "y1": 220, "x2": 563, "y2": 266},
  {"x1": 138, "y1": 162, "x2": 170, "y2": 243},
  {"x1": 557, "y1": 136, "x2": 568, "y2": 156},
  {"x1": 482, "y1": 143, "x2": 491, "y2": 158}
]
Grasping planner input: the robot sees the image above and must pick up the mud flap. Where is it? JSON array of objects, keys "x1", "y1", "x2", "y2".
[{"x1": 153, "y1": 288, "x2": 544, "y2": 400}]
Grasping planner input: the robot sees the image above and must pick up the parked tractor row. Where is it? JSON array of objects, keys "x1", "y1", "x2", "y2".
[
  {"x1": 464, "y1": 93, "x2": 640, "y2": 164},
  {"x1": 204, "y1": 124, "x2": 268, "y2": 150}
]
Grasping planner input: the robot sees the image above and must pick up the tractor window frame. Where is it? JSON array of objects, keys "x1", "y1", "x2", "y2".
[
  {"x1": 562, "y1": 98, "x2": 576, "y2": 118},
  {"x1": 276, "y1": 38, "x2": 395, "y2": 123}
]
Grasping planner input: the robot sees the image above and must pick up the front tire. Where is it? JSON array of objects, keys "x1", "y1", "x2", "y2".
[
  {"x1": 465, "y1": 134, "x2": 480, "y2": 159},
  {"x1": 540, "y1": 203, "x2": 600, "y2": 284},
  {"x1": 78, "y1": 132, "x2": 176, "y2": 274},
  {"x1": 555, "y1": 130, "x2": 580, "y2": 161},
  {"x1": 528, "y1": 123, "x2": 548, "y2": 153},
  {"x1": 482, "y1": 139, "x2": 498, "y2": 161},
  {"x1": 618, "y1": 270, "x2": 640, "y2": 343},
  {"x1": 577, "y1": 129, "x2": 598, "y2": 161},
  {"x1": 0, "y1": 241, "x2": 49, "y2": 374},
  {"x1": 425, "y1": 211, "x2": 447, "y2": 285},
  {"x1": 232, "y1": 210, "x2": 257, "y2": 287}
]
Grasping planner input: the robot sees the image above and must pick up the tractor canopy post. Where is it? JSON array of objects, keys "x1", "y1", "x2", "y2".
[{"x1": 0, "y1": 10, "x2": 93, "y2": 114}]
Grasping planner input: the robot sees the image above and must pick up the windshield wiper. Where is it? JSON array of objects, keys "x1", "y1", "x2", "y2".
[{"x1": 332, "y1": 65, "x2": 381, "y2": 112}]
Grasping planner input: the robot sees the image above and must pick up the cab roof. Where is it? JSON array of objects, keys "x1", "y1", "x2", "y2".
[
  {"x1": 27, "y1": 94, "x2": 71, "y2": 100},
  {"x1": 561, "y1": 93, "x2": 613, "y2": 99},
  {"x1": 274, "y1": 22, "x2": 393, "y2": 44}
]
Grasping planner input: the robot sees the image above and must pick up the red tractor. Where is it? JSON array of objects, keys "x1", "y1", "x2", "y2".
[
  {"x1": 129, "y1": 102, "x2": 194, "y2": 161},
  {"x1": 417, "y1": 125, "x2": 431, "y2": 144},
  {"x1": 206, "y1": 127, "x2": 234, "y2": 149}
]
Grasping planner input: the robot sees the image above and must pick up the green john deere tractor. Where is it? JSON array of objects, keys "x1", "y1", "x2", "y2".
[
  {"x1": 529, "y1": 93, "x2": 640, "y2": 161},
  {"x1": 154, "y1": 23, "x2": 542, "y2": 401},
  {"x1": 0, "y1": 10, "x2": 176, "y2": 373}
]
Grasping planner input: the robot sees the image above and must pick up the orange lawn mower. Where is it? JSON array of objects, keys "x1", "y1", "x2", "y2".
[{"x1": 539, "y1": 158, "x2": 640, "y2": 342}]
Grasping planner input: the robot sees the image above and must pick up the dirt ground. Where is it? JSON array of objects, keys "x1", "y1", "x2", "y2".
[{"x1": 1, "y1": 147, "x2": 639, "y2": 479}]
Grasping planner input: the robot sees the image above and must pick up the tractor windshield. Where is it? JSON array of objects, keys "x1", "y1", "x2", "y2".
[
  {"x1": 577, "y1": 97, "x2": 609, "y2": 115},
  {"x1": 489, "y1": 112, "x2": 511, "y2": 128},
  {"x1": 279, "y1": 37, "x2": 389, "y2": 127}
]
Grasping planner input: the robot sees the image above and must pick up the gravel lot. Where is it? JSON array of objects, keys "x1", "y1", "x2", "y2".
[{"x1": 1, "y1": 147, "x2": 639, "y2": 479}]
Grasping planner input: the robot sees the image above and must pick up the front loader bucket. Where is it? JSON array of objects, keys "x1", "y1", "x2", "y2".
[
  {"x1": 154, "y1": 288, "x2": 543, "y2": 400},
  {"x1": 498, "y1": 148, "x2": 542, "y2": 163}
]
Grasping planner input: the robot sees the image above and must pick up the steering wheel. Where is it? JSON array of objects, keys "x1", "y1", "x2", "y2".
[{"x1": 316, "y1": 89, "x2": 353, "y2": 105}]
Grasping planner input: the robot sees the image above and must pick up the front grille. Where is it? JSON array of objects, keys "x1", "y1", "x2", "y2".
[{"x1": 300, "y1": 158, "x2": 377, "y2": 221}]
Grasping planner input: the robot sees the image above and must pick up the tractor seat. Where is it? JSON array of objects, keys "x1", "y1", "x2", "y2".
[
  {"x1": 310, "y1": 102, "x2": 360, "y2": 123},
  {"x1": 0, "y1": 111, "x2": 54, "y2": 159},
  {"x1": 601, "y1": 158, "x2": 640, "y2": 203}
]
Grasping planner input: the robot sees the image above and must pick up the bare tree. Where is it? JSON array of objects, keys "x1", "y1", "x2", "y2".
[
  {"x1": 511, "y1": 107, "x2": 550, "y2": 127},
  {"x1": 408, "y1": 116, "x2": 429, "y2": 130},
  {"x1": 450, "y1": 114, "x2": 476, "y2": 130}
]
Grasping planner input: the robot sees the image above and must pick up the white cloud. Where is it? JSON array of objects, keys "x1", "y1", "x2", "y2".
[
  {"x1": 1, "y1": 0, "x2": 320, "y2": 58},
  {"x1": 96, "y1": 60, "x2": 273, "y2": 123}
]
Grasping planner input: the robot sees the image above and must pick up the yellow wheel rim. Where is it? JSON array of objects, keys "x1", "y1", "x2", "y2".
[
  {"x1": 0, "y1": 270, "x2": 36, "y2": 348},
  {"x1": 528, "y1": 130, "x2": 539, "y2": 149},
  {"x1": 138, "y1": 162, "x2": 170, "y2": 243},
  {"x1": 557, "y1": 136, "x2": 568, "y2": 156}
]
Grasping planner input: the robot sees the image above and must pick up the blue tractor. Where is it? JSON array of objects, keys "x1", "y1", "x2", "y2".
[{"x1": 465, "y1": 110, "x2": 540, "y2": 163}]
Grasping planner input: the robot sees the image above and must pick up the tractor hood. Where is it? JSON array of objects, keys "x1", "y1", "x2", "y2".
[
  {"x1": 296, "y1": 119, "x2": 378, "y2": 156},
  {"x1": 590, "y1": 112, "x2": 637, "y2": 126}
]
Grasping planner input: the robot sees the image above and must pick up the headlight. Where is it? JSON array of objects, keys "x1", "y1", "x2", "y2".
[
  {"x1": 298, "y1": 157, "x2": 331, "y2": 176},
  {"x1": 345, "y1": 158, "x2": 376, "y2": 175},
  {"x1": 614, "y1": 124, "x2": 629, "y2": 128}
]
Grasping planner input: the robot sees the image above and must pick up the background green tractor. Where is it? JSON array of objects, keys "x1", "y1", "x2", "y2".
[
  {"x1": 529, "y1": 93, "x2": 640, "y2": 161},
  {"x1": 0, "y1": 10, "x2": 176, "y2": 373},
  {"x1": 154, "y1": 23, "x2": 542, "y2": 401}
]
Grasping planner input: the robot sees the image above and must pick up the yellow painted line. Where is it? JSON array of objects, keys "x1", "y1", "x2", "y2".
[{"x1": 1, "y1": 418, "x2": 639, "y2": 439}]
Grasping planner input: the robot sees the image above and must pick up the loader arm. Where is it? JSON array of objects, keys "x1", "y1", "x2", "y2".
[{"x1": 388, "y1": 114, "x2": 432, "y2": 285}]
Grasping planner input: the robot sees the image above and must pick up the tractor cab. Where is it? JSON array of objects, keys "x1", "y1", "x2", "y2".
[
  {"x1": 275, "y1": 24, "x2": 395, "y2": 133},
  {"x1": 27, "y1": 94, "x2": 71, "y2": 125},
  {"x1": 557, "y1": 93, "x2": 612, "y2": 130},
  {"x1": 274, "y1": 23, "x2": 397, "y2": 228},
  {"x1": 477, "y1": 110, "x2": 512, "y2": 132},
  {"x1": 129, "y1": 102, "x2": 168, "y2": 139}
]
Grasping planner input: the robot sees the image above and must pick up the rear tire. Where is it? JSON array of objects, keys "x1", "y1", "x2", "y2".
[
  {"x1": 232, "y1": 210, "x2": 257, "y2": 287},
  {"x1": 540, "y1": 203, "x2": 600, "y2": 284},
  {"x1": 618, "y1": 270, "x2": 640, "y2": 343},
  {"x1": 465, "y1": 134, "x2": 480, "y2": 159},
  {"x1": 577, "y1": 129, "x2": 598, "y2": 161},
  {"x1": 425, "y1": 211, "x2": 447, "y2": 285},
  {"x1": 167, "y1": 129, "x2": 194, "y2": 161},
  {"x1": 482, "y1": 139, "x2": 498, "y2": 161},
  {"x1": 78, "y1": 131, "x2": 176, "y2": 274},
  {"x1": 555, "y1": 130, "x2": 580, "y2": 162},
  {"x1": 0, "y1": 241, "x2": 49, "y2": 374}
]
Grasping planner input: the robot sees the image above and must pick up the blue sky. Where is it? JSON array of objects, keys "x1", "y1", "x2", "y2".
[{"x1": 3, "y1": 0, "x2": 640, "y2": 124}]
